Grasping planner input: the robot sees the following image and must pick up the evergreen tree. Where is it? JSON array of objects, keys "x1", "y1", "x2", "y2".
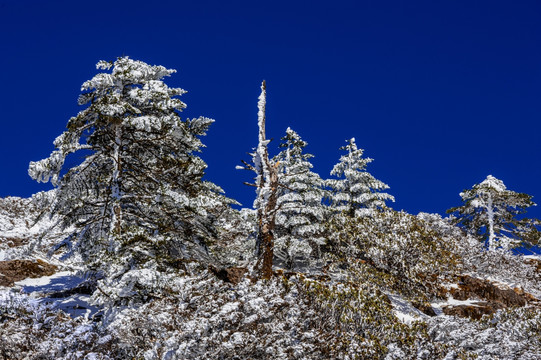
[
  {"x1": 29, "y1": 57, "x2": 231, "y2": 275},
  {"x1": 447, "y1": 175, "x2": 537, "y2": 251},
  {"x1": 272, "y1": 127, "x2": 327, "y2": 268},
  {"x1": 327, "y1": 138, "x2": 394, "y2": 217}
]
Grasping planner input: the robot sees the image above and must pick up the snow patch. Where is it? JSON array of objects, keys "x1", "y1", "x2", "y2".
[
  {"x1": 387, "y1": 293, "x2": 427, "y2": 324},
  {"x1": 14, "y1": 271, "x2": 74, "y2": 288}
]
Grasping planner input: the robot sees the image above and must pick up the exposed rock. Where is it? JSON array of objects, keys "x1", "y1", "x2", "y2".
[
  {"x1": 442, "y1": 301, "x2": 506, "y2": 320},
  {"x1": 209, "y1": 265, "x2": 248, "y2": 285},
  {"x1": 1, "y1": 237, "x2": 27, "y2": 248},
  {"x1": 449, "y1": 275, "x2": 528, "y2": 307},
  {"x1": 438, "y1": 274, "x2": 540, "y2": 319},
  {"x1": 0, "y1": 259, "x2": 57, "y2": 287}
]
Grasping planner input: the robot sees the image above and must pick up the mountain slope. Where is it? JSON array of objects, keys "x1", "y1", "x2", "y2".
[{"x1": 1, "y1": 196, "x2": 540, "y2": 359}]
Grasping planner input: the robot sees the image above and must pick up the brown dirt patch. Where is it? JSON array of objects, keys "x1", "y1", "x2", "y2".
[
  {"x1": 449, "y1": 275, "x2": 528, "y2": 307},
  {"x1": 442, "y1": 301, "x2": 506, "y2": 320},
  {"x1": 439, "y1": 274, "x2": 540, "y2": 319},
  {"x1": 412, "y1": 301, "x2": 437, "y2": 317},
  {"x1": 0, "y1": 259, "x2": 57, "y2": 287},
  {"x1": 209, "y1": 265, "x2": 248, "y2": 285}
]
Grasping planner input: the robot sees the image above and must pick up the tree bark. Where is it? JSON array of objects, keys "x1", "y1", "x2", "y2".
[
  {"x1": 110, "y1": 124, "x2": 122, "y2": 239},
  {"x1": 256, "y1": 163, "x2": 278, "y2": 280},
  {"x1": 253, "y1": 80, "x2": 278, "y2": 280}
]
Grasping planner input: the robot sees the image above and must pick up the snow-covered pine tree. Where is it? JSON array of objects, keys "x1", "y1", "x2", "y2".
[
  {"x1": 447, "y1": 175, "x2": 537, "y2": 251},
  {"x1": 237, "y1": 81, "x2": 279, "y2": 279},
  {"x1": 29, "y1": 57, "x2": 232, "y2": 276},
  {"x1": 272, "y1": 127, "x2": 327, "y2": 269},
  {"x1": 327, "y1": 138, "x2": 394, "y2": 217}
]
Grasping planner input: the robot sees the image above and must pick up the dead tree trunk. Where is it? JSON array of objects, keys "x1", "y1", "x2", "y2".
[
  {"x1": 110, "y1": 123, "x2": 123, "y2": 238},
  {"x1": 237, "y1": 81, "x2": 279, "y2": 280},
  {"x1": 253, "y1": 81, "x2": 278, "y2": 280},
  {"x1": 256, "y1": 161, "x2": 279, "y2": 280}
]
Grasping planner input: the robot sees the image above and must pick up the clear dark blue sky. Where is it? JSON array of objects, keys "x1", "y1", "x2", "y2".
[{"x1": 1, "y1": 0, "x2": 540, "y2": 219}]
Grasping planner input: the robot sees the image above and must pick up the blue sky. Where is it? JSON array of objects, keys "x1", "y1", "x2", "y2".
[{"x1": 1, "y1": 0, "x2": 540, "y2": 220}]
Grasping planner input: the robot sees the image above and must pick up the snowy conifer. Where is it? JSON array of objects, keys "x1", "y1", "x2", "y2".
[
  {"x1": 447, "y1": 175, "x2": 537, "y2": 251},
  {"x1": 272, "y1": 128, "x2": 327, "y2": 268},
  {"x1": 29, "y1": 57, "x2": 232, "y2": 275},
  {"x1": 327, "y1": 138, "x2": 394, "y2": 217}
]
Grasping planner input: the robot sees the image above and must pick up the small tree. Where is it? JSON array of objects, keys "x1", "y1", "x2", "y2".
[
  {"x1": 327, "y1": 138, "x2": 394, "y2": 217},
  {"x1": 238, "y1": 81, "x2": 278, "y2": 279},
  {"x1": 272, "y1": 127, "x2": 327, "y2": 268},
  {"x1": 447, "y1": 175, "x2": 537, "y2": 251},
  {"x1": 29, "y1": 57, "x2": 231, "y2": 276}
]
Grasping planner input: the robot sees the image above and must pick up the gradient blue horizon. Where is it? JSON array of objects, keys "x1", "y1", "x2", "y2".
[{"x1": 1, "y1": 0, "x2": 540, "y2": 221}]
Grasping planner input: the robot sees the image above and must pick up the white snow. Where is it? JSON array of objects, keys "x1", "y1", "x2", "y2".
[
  {"x1": 480, "y1": 175, "x2": 507, "y2": 192},
  {"x1": 2, "y1": 270, "x2": 99, "y2": 319},
  {"x1": 14, "y1": 270, "x2": 74, "y2": 288},
  {"x1": 220, "y1": 301, "x2": 240, "y2": 314},
  {"x1": 387, "y1": 293, "x2": 427, "y2": 324}
]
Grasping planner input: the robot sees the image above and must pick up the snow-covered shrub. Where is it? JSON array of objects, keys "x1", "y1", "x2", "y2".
[
  {"x1": 0, "y1": 191, "x2": 68, "y2": 262},
  {"x1": 426, "y1": 307, "x2": 541, "y2": 359},
  {"x1": 100, "y1": 266, "x2": 452, "y2": 359},
  {"x1": 2, "y1": 254, "x2": 539, "y2": 359},
  {"x1": 325, "y1": 210, "x2": 462, "y2": 300},
  {"x1": 0, "y1": 292, "x2": 128, "y2": 359},
  {"x1": 458, "y1": 242, "x2": 541, "y2": 298},
  {"x1": 417, "y1": 212, "x2": 541, "y2": 298}
]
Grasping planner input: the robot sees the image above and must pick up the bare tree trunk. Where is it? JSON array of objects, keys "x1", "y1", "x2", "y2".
[
  {"x1": 254, "y1": 81, "x2": 278, "y2": 280},
  {"x1": 110, "y1": 124, "x2": 122, "y2": 239},
  {"x1": 487, "y1": 192, "x2": 495, "y2": 251},
  {"x1": 256, "y1": 162, "x2": 278, "y2": 279}
]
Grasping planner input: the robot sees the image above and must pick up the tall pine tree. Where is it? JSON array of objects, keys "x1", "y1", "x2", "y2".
[
  {"x1": 327, "y1": 138, "x2": 394, "y2": 217},
  {"x1": 29, "y1": 57, "x2": 232, "y2": 275}
]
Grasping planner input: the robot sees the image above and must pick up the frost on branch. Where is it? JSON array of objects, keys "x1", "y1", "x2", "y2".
[{"x1": 28, "y1": 150, "x2": 65, "y2": 186}]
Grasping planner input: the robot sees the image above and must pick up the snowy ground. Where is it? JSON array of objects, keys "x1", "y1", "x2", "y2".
[{"x1": 1, "y1": 269, "x2": 98, "y2": 319}]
